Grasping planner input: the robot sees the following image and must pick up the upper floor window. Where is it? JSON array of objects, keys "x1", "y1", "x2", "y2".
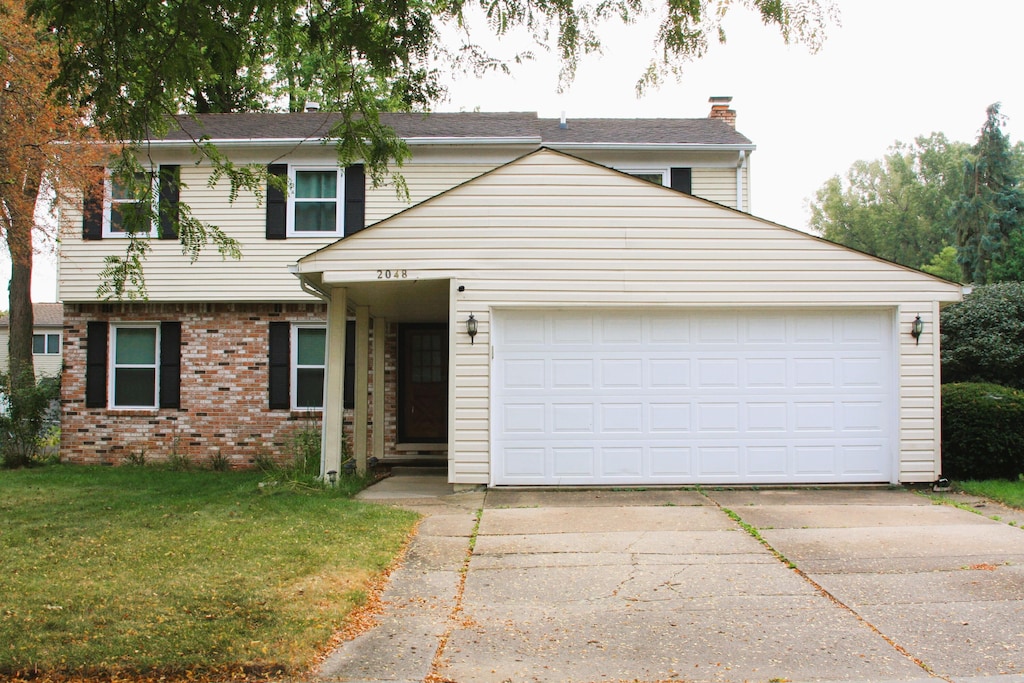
[
  {"x1": 103, "y1": 172, "x2": 156, "y2": 238},
  {"x1": 32, "y1": 333, "x2": 60, "y2": 355},
  {"x1": 288, "y1": 167, "x2": 344, "y2": 236},
  {"x1": 109, "y1": 324, "x2": 159, "y2": 409},
  {"x1": 622, "y1": 169, "x2": 668, "y2": 186}
]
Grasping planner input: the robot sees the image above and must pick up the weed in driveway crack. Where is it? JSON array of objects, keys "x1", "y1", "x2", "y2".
[{"x1": 428, "y1": 507, "x2": 482, "y2": 683}]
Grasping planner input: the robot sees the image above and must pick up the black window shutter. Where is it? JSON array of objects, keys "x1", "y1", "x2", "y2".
[
  {"x1": 344, "y1": 321, "x2": 355, "y2": 409},
  {"x1": 670, "y1": 167, "x2": 692, "y2": 195},
  {"x1": 159, "y1": 321, "x2": 181, "y2": 408},
  {"x1": 344, "y1": 164, "x2": 365, "y2": 236},
  {"x1": 82, "y1": 173, "x2": 104, "y2": 240},
  {"x1": 266, "y1": 164, "x2": 288, "y2": 240},
  {"x1": 268, "y1": 321, "x2": 290, "y2": 409},
  {"x1": 158, "y1": 165, "x2": 180, "y2": 240},
  {"x1": 85, "y1": 321, "x2": 108, "y2": 407}
]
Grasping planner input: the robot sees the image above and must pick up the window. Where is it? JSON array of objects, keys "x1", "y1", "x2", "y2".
[
  {"x1": 293, "y1": 325, "x2": 326, "y2": 409},
  {"x1": 103, "y1": 171, "x2": 155, "y2": 238},
  {"x1": 268, "y1": 321, "x2": 355, "y2": 410},
  {"x1": 618, "y1": 167, "x2": 692, "y2": 194},
  {"x1": 623, "y1": 169, "x2": 668, "y2": 185},
  {"x1": 110, "y1": 324, "x2": 159, "y2": 408},
  {"x1": 32, "y1": 333, "x2": 60, "y2": 355},
  {"x1": 288, "y1": 167, "x2": 344, "y2": 236}
]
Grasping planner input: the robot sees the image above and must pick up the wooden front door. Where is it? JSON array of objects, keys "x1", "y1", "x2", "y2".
[{"x1": 398, "y1": 324, "x2": 448, "y2": 442}]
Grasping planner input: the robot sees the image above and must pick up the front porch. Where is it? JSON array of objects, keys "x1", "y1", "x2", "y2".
[{"x1": 313, "y1": 276, "x2": 455, "y2": 478}]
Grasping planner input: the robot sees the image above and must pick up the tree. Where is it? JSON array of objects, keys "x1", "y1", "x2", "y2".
[
  {"x1": 0, "y1": 0, "x2": 102, "y2": 393},
  {"x1": 809, "y1": 133, "x2": 969, "y2": 269},
  {"x1": 951, "y1": 103, "x2": 1024, "y2": 284},
  {"x1": 25, "y1": 0, "x2": 838, "y2": 298},
  {"x1": 921, "y1": 245, "x2": 961, "y2": 282}
]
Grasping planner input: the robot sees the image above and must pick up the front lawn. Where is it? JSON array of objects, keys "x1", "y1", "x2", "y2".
[
  {"x1": 957, "y1": 478, "x2": 1024, "y2": 510},
  {"x1": 0, "y1": 465, "x2": 418, "y2": 680}
]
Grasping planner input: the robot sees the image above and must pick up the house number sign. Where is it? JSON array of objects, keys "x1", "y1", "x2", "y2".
[{"x1": 376, "y1": 269, "x2": 408, "y2": 280}]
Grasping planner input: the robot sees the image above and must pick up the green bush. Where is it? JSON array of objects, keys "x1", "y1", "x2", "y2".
[
  {"x1": 0, "y1": 372, "x2": 61, "y2": 469},
  {"x1": 942, "y1": 382, "x2": 1024, "y2": 480},
  {"x1": 941, "y1": 282, "x2": 1024, "y2": 388}
]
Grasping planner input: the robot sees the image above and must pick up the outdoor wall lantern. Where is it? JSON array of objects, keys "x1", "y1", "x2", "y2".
[
  {"x1": 467, "y1": 313, "x2": 478, "y2": 345},
  {"x1": 911, "y1": 315, "x2": 924, "y2": 345}
]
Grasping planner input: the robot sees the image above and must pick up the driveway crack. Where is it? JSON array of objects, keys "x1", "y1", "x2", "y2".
[{"x1": 699, "y1": 490, "x2": 953, "y2": 683}]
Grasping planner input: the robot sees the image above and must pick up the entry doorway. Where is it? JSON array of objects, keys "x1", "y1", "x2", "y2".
[{"x1": 397, "y1": 324, "x2": 448, "y2": 443}]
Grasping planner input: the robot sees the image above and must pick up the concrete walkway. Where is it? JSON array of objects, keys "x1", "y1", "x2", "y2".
[{"x1": 317, "y1": 474, "x2": 1024, "y2": 683}]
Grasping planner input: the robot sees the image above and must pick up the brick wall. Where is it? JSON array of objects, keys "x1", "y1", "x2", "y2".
[{"x1": 62, "y1": 302, "x2": 332, "y2": 467}]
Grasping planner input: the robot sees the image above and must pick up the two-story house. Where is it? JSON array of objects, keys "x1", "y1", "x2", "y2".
[{"x1": 59, "y1": 97, "x2": 961, "y2": 487}]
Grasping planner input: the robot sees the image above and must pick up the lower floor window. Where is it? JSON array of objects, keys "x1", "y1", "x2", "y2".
[
  {"x1": 111, "y1": 324, "x2": 158, "y2": 408},
  {"x1": 32, "y1": 333, "x2": 60, "y2": 354},
  {"x1": 293, "y1": 325, "x2": 326, "y2": 409}
]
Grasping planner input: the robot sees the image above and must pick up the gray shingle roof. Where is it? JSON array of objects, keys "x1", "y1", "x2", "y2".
[
  {"x1": 159, "y1": 111, "x2": 752, "y2": 147},
  {"x1": 0, "y1": 303, "x2": 63, "y2": 328}
]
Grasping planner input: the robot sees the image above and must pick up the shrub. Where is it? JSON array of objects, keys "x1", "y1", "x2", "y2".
[
  {"x1": 0, "y1": 372, "x2": 61, "y2": 469},
  {"x1": 941, "y1": 282, "x2": 1024, "y2": 388},
  {"x1": 942, "y1": 382, "x2": 1024, "y2": 480}
]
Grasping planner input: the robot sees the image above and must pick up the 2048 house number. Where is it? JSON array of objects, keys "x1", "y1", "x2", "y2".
[{"x1": 376, "y1": 269, "x2": 408, "y2": 279}]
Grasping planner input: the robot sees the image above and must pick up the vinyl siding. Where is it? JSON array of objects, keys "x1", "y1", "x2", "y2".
[
  {"x1": 59, "y1": 147, "x2": 747, "y2": 303},
  {"x1": 299, "y1": 150, "x2": 961, "y2": 485}
]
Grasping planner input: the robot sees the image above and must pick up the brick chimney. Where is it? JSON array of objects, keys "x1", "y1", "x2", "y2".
[{"x1": 708, "y1": 96, "x2": 736, "y2": 128}]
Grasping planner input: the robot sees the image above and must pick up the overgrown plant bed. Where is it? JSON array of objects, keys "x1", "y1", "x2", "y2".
[{"x1": 0, "y1": 465, "x2": 418, "y2": 680}]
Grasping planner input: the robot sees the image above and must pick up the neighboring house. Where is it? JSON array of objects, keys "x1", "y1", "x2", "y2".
[
  {"x1": 59, "y1": 98, "x2": 963, "y2": 486},
  {"x1": 0, "y1": 303, "x2": 64, "y2": 380}
]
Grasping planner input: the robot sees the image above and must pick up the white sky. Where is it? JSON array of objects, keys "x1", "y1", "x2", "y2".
[{"x1": 14, "y1": 0, "x2": 1024, "y2": 306}]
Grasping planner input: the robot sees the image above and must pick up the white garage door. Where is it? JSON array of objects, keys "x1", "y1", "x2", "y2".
[{"x1": 492, "y1": 309, "x2": 896, "y2": 486}]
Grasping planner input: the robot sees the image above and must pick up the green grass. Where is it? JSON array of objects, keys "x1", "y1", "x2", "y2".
[
  {"x1": 957, "y1": 478, "x2": 1024, "y2": 510},
  {"x1": 0, "y1": 465, "x2": 418, "y2": 679}
]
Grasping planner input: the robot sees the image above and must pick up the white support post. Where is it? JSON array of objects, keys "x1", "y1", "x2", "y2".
[
  {"x1": 321, "y1": 288, "x2": 348, "y2": 477},
  {"x1": 354, "y1": 305, "x2": 370, "y2": 474},
  {"x1": 372, "y1": 316, "x2": 386, "y2": 463}
]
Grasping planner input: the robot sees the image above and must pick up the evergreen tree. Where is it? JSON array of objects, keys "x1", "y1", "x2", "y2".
[{"x1": 951, "y1": 103, "x2": 1024, "y2": 284}]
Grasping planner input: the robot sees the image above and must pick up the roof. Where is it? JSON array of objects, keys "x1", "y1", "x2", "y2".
[
  {"x1": 158, "y1": 111, "x2": 753, "y2": 148},
  {"x1": 0, "y1": 303, "x2": 63, "y2": 328}
]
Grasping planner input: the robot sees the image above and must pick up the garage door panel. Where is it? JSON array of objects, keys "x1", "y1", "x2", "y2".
[{"x1": 493, "y1": 309, "x2": 895, "y2": 485}]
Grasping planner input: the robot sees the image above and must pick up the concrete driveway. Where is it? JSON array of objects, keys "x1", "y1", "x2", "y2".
[{"x1": 319, "y1": 479, "x2": 1024, "y2": 683}]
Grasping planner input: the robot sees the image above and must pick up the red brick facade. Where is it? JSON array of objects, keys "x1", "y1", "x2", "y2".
[{"x1": 61, "y1": 303, "x2": 403, "y2": 468}]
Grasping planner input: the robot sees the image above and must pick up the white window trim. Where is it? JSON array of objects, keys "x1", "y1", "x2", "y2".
[
  {"x1": 286, "y1": 166, "x2": 345, "y2": 237},
  {"x1": 291, "y1": 323, "x2": 327, "y2": 410},
  {"x1": 32, "y1": 332, "x2": 61, "y2": 355},
  {"x1": 109, "y1": 323, "x2": 160, "y2": 409},
  {"x1": 102, "y1": 170, "x2": 157, "y2": 238},
  {"x1": 618, "y1": 168, "x2": 669, "y2": 186}
]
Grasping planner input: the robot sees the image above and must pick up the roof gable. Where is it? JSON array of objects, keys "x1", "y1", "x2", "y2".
[{"x1": 297, "y1": 148, "x2": 961, "y2": 302}]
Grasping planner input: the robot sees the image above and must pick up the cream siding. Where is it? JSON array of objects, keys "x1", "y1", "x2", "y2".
[
  {"x1": 60, "y1": 161, "x2": 497, "y2": 303},
  {"x1": 300, "y1": 150, "x2": 961, "y2": 485},
  {"x1": 692, "y1": 167, "x2": 742, "y2": 208}
]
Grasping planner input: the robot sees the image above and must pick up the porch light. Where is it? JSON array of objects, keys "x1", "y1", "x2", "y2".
[
  {"x1": 911, "y1": 315, "x2": 924, "y2": 345},
  {"x1": 467, "y1": 313, "x2": 478, "y2": 345}
]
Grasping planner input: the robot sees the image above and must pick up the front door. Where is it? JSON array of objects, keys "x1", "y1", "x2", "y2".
[{"x1": 398, "y1": 324, "x2": 448, "y2": 443}]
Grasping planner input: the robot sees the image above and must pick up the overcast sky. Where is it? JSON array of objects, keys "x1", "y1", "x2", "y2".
[{"x1": 17, "y1": 0, "x2": 1024, "y2": 305}]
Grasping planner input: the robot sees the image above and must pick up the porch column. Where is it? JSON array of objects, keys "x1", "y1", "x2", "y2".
[
  {"x1": 354, "y1": 305, "x2": 370, "y2": 474},
  {"x1": 372, "y1": 316, "x2": 387, "y2": 462},
  {"x1": 322, "y1": 288, "x2": 347, "y2": 478}
]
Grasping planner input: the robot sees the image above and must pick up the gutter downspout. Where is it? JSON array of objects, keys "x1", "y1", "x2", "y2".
[
  {"x1": 736, "y1": 150, "x2": 748, "y2": 213},
  {"x1": 290, "y1": 265, "x2": 334, "y2": 478}
]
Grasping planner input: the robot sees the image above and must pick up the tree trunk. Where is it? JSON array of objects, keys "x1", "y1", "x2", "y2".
[{"x1": 7, "y1": 163, "x2": 42, "y2": 393}]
